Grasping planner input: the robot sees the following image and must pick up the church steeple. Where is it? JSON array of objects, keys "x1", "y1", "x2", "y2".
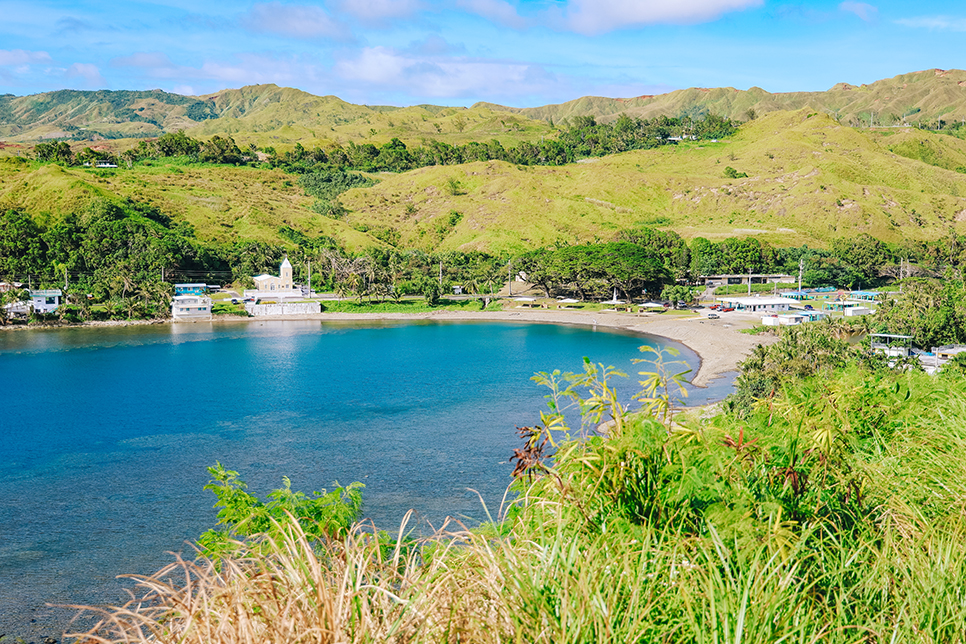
[{"x1": 280, "y1": 256, "x2": 293, "y2": 289}]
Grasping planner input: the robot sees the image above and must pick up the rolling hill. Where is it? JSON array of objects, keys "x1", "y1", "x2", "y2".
[
  {"x1": 478, "y1": 69, "x2": 966, "y2": 127},
  {"x1": 337, "y1": 109, "x2": 966, "y2": 253},
  {"x1": 2, "y1": 69, "x2": 965, "y2": 149}
]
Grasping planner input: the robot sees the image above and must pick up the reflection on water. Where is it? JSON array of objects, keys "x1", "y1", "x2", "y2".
[{"x1": 0, "y1": 320, "x2": 732, "y2": 638}]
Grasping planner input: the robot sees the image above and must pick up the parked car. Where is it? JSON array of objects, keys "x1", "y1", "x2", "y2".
[
  {"x1": 707, "y1": 313, "x2": 719, "y2": 319},
  {"x1": 721, "y1": 307, "x2": 735, "y2": 312},
  {"x1": 709, "y1": 304, "x2": 721, "y2": 310}
]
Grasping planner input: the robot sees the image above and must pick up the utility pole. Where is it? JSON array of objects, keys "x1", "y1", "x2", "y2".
[
  {"x1": 64, "y1": 267, "x2": 68, "y2": 291},
  {"x1": 798, "y1": 257, "x2": 804, "y2": 292},
  {"x1": 438, "y1": 260, "x2": 443, "y2": 287},
  {"x1": 747, "y1": 267, "x2": 752, "y2": 295},
  {"x1": 307, "y1": 260, "x2": 311, "y2": 295},
  {"x1": 507, "y1": 260, "x2": 512, "y2": 296}
]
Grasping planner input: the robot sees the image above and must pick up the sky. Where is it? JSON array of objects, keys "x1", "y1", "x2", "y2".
[{"x1": 0, "y1": 0, "x2": 964, "y2": 107}]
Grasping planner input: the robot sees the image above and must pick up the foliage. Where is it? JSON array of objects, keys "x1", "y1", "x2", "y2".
[
  {"x1": 197, "y1": 463, "x2": 363, "y2": 557},
  {"x1": 516, "y1": 240, "x2": 672, "y2": 300},
  {"x1": 726, "y1": 323, "x2": 854, "y2": 416},
  {"x1": 34, "y1": 141, "x2": 74, "y2": 164},
  {"x1": 73, "y1": 328, "x2": 966, "y2": 643},
  {"x1": 874, "y1": 276, "x2": 966, "y2": 348},
  {"x1": 660, "y1": 283, "x2": 699, "y2": 307}
]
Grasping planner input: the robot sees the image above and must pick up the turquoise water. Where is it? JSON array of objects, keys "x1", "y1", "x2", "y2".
[{"x1": 0, "y1": 320, "x2": 734, "y2": 638}]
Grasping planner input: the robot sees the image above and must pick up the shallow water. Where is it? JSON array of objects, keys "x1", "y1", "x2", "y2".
[{"x1": 0, "y1": 320, "x2": 734, "y2": 638}]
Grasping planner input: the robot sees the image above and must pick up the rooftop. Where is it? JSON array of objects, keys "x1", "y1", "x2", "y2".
[{"x1": 718, "y1": 296, "x2": 797, "y2": 305}]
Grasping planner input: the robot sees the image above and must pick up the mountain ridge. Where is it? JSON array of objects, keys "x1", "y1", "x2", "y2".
[{"x1": 2, "y1": 69, "x2": 965, "y2": 145}]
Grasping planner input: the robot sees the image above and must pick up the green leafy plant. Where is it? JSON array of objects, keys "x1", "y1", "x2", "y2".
[{"x1": 198, "y1": 463, "x2": 363, "y2": 557}]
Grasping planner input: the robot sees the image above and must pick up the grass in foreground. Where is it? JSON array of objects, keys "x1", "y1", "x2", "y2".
[{"x1": 71, "y1": 350, "x2": 966, "y2": 643}]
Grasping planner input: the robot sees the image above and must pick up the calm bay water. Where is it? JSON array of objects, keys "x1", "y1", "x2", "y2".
[{"x1": 0, "y1": 320, "x2": 734, "y2": 638}]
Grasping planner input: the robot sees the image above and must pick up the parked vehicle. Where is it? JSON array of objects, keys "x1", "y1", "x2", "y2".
[
  {"x1": 721, "y1": 307, "x2": 735, "y2": 312},
  {"x1": 707, "y1": 313, "x2": 719, "y2": 319}
]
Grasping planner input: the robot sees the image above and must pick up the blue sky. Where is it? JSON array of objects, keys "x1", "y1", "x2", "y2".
[{"x1": 0, "y1": 0, "x2": 963, "y2": 106}]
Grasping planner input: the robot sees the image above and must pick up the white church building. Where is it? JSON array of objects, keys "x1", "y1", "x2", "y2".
[{"x1": 244, "y1": 257, "x2": 303, "y2": 300}]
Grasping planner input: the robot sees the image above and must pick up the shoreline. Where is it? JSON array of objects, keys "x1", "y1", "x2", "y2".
[{"x1": 3, "y1": 309, "x2": 774, "y2": 387}]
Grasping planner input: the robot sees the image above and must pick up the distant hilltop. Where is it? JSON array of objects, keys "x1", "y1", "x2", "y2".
[{"x1": 1, "y1": 69, "x2": 964, "y2": 144}]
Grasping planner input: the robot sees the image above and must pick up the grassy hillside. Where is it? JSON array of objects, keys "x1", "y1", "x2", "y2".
[
  {"x1": 4, "y1": 109, "x2": 966, "y2": 255},
  {"x1": 478, "y1": 69, "x2": 966, "y2": 126},
  {"x1": 338, "y1": 109, "x2": 966, "y2": 253},
  {"x1": 186, "y1": 85, "x2": 552, "y2": 151},
  {"x1": 4, "y1": 69, "x2": 965, "y2": 148},
  {"x1": 0, "y1": 84, "x2": 555, "y2": 152},
  {"x1": 0, "y1": 157, "x2": 382, "y2": 250},
  {"x1": 0, "y1": 89, "x2": 217, "y2": 140}
]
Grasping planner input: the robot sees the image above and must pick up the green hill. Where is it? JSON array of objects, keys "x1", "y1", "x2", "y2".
[
  {"x1": 3, "y1": 109, "x2": 966, "y2": 255},
  {"x1": 3, "y1": 69, "x2": 965, "y2": 149},
  {"x1": 0, "y1": 156, "x2": 383, "y2": 250},
  {"x1": 0, "y1": 84, "x2": 555, "y2": 151},
  {"x1": 0, "y1": 89, "x2": 217, "y2": 140},
  {"x1": 476, "y1": 69, "x2": 966, "y2": 126},
  {"x1": 337, "y1": 110, "x2": 966, "y2": 253},
  {"x1": 186, "y1": 85, "x2": 553, "y2": 151}
]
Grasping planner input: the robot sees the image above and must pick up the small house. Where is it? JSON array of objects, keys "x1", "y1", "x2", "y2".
[
  {"x1": 171, "y1": 295, "x2": 212, "y2": 320},
  {"x1": 718, "y1": 296, "x2": 797, "y2": 313},
  {"x1": 870, "y1": 334, "x2": 913, "y2": 358},
  {"x1": 702, "y1": 274, "x2": 796, "y2": 287},
  {"x1": 30, "y1": 289, "x2": 62, "y2": 314}
]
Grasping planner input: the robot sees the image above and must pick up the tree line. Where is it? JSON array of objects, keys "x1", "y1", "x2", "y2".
[{"x1": 34, "y1": 112, "x2": 739, "y2": 173}]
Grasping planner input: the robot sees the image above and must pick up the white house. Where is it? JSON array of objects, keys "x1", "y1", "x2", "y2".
[
  {"x1": 244, "y1": 257, "x2": 302, "y2": 300},
  {"x1": 762, "y1": 313, "x2": 808, "y2": 326},
  {"x1": 30, "y1": 289, "x2": 62, "y2": 314},
  {"x1": 718, "y1": 296, "x2": 797, "y2": 313},
  {"x1": 703, "y1": 274, "x2": 796, "y2": 287},
  {"x1": 171, "y1": 295, "x2": 212, "y2": 320},
  {"x1": 870, "y1": 334, "x2": 913, "y2": 358}
]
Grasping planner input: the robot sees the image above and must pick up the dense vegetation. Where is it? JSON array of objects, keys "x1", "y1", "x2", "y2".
[
  {"x1": 75, "y1": 326, "x2": 966, "y2": 642},
  {"x1": 43, "y1": 112, "x2": 736, "y2": 174},
  {"x1": 6, "y1": 184, "x2": 966, "y2": 325},
  {"x1": 0, "y1": 200, "x2": 513, "y2": 322}
]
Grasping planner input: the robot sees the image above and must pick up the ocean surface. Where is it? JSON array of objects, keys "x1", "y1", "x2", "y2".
[{"x1": 0, "y1": 320, "x2": 736, "y2": 639}]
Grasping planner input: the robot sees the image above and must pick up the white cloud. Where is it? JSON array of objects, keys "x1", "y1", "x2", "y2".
[
  {"x1": 405, "y1": 35, "x2": 468, "y2": 56},
  {"x1": 65, "y1": 63, "x2": 106, "y2": 88},
  {"x1": 107, "y1": 51, "x2": 317, "y2": 90},
  {"x1": 0, "y1": 49, "x2": 52, "y2": 65},
  {"x1": 896, "y1": 15, "x2": 966, "y2": 31},
  {"x1": 336, "y1": 0, "x2": 423, "y2": 23},
  {"x1": 334, "y1": 46, "x2": 555, "y2": 99},
  {"x1": 839, "y1": 2, "x2": 877, "y2": 22},
  {"x1": 240, "y1": 2, "x2": 345, "y2": 39},
  {"x1": 456, "y1": 0, "x2": 528, "y2": 29},
  {"x1": 559, "y1": 0, "x2": 764, "y2": 35},
  {"x1": 110, "y1": 52, "x2": 175, "y2": 68}
]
